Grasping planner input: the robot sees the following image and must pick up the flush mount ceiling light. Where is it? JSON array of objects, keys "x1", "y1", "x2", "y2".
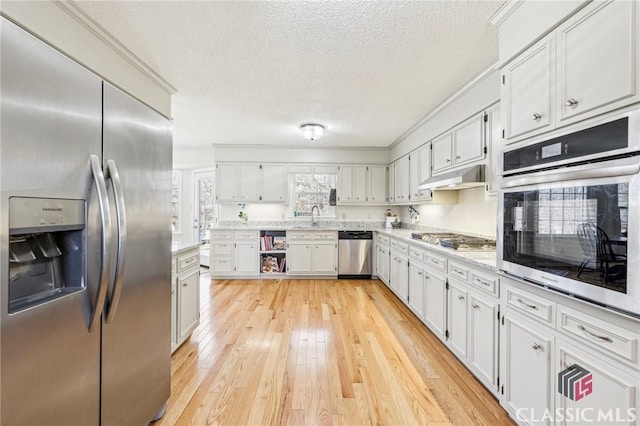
[{"x1": 299, "y1": 123, "x2": 325, "y2": 141}]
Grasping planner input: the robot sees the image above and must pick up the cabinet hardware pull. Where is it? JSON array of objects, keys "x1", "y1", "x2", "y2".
[
  {"x1": 472, "y1": 303, "x2": 480, "y2": 309},
  {"x1": 456, "y1": 155, "x2": 461, "y2": 159},
  {"x1": 475, "y1": 278, "x2": 490, "y2": 286},
  {"x1": 446, "y1": 159, "x2": 451, "y2": 163},
  {"x1": 183, "y1": 283, "x2": 188, "y2": 287},
  {"x1": 531, "y1": 342, "x2": 541, "y2": 350},
  {"x1": 532, "y1": 113, "x2": 541, "y2": 120},
  {"x1": 565, "y1": 98, "x2": 578, "y2": 107},
  {"x1": 417, "y1": 272, "x2": 423, "y2": 275},
  {"x1": 577, "y1": 325, "x2": 613, "y2": 342},
  {"x1": 458, "y1": 295, "x2": 465, "y2": 300},
  {"x1": 517, "y1": 298, "x2": 539, "y2": 310}
]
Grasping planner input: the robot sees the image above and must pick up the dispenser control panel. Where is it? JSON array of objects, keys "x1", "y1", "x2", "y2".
[{"x1": 9, "y1": 197, "x2": 85, "y2": 233}]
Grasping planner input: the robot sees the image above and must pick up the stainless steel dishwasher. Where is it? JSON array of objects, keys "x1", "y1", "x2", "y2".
[{"x1": 338, "y1": 231, "x2": 373, "y2": 278}]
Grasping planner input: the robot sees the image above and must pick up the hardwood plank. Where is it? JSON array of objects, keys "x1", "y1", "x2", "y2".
[{"x1": 159, "y1": 273, "x2": 514, "y2": 425}]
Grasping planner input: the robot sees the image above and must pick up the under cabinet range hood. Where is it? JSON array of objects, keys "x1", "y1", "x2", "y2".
[{"x1": 418, "y1": 164, "x2": 486, "y2": 191}]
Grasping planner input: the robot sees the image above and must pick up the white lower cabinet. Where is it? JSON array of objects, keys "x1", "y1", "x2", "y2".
[
  {"x1": 375, "y1": 234, "x2": 390, "y2": 286},
  {"x1": 447, "y1": 279, "x2": 468, "y2": 359},
  {"x1": 172, "y1": 246, "x2": 201, "y2": 353},
  {"x1": 408, "y1": 260, "x2": 425, "y2": 319},
  {"x1": 501, "y1": 312, "x2": 554, "y2": 426},
  {"x1": 389, "y1": 253, "x2": 408, "y2": 302},
  {"x1": 424, "y1": 266, "x2": 447, "y2": 340},
  {"x1": 286, "y1": 231, "x2": 337, "y2": 276},
  {"x1": 210, "y1": 231, "x2": 260, "y2": 277},
  {"x1": 468, "y1": 292, "x2": 498, "y2": 388}
]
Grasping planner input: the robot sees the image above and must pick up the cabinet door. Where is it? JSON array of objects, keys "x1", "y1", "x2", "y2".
[
  {"x1": 447, "y1": 280, "x2": 468, "y2": 360},
  {"x1": 376, "y1": 246, "x2": 390, "y2": 285},
  {"x1": 394, "y1": 155, "x2": 410, "y2": 203},
  {"x1": 313, "y1": 241, "x2": 337, "y2": 275},
  {"x1": 418, "y1": 145, "x2": 432, "y2": 201},
  {"x1": 501, "y1": 314, "x2": 553, "y2": 426},
  {"x1": 469, "y1": 292, "x2": 498, "y2": 388},
  {"x1": 171, "y1": 279, "x2": 177, "y2": 352},
  {"x1": 368, "y1": 165, "x2": 387, "y2": 204},
  {"x1": 178, "y1": 268, "x2": 200, "y2": 342},
  {"x1": 235, "y1": 241, "x2": 259, "y2": 274},
  {"x1": 409, "y1": 152, "x2": 420, "y2": 202},
  {"x1": 216, "y1": 164, "x2": 238, "y2": 202},
  {"x1": 287, "y1": 242, "x2": 313, "y2": 274},
  {"x1": 338, "y1": 165, "x2": 353, "y2": 204},
  {"x1": 432, "y1": 133, "x2": 453, "y2": 174},
  {"x1": 408, "y1": 261, "x2": 425, "y2": 319},
  {"x1": 503, "y1": 36, "x2": 555, "y2": 142},
  {"x1": 453, "y1": 114, "x2": 484, "y2": 167},
  {"x1": 261, "y1": 164, "x2": 288, "y2": 203},
  {"x1": 389, "y1": 253, "x2": 399, "y2": 294},
  {"x1": 388, "y1": 163, "x2": 395, "y2": 204},
  {"x1": 485, "y1": 105, "x2": 501, "y2": 195},
  {"x1": 237, "y1": 164, "x2": 261, "y2": 202},
  {"x1": 555, "y1": 338, "x2": 639, "y2": 426},
  {"x1": 395, "y1": 256, "x2": 409, "y2": 303},
  {"x1": 557, "y1": 0, "x2": 638, "y2": 124},
  {"x1": 424, "y1": 269, "x2": 447, "y2": 339},
  {"x1": 353, "y1": 166, "x2": 368, "y2": 203}
]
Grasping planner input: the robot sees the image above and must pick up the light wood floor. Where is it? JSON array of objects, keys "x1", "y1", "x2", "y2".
[{"x1": 158, "y1": 270, "x2": 515, "y2": 425}]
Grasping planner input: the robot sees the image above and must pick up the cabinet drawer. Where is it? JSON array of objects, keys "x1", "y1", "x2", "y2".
[
  {"x1": 211, "y1": 232, "x2": 233, "y2": 241},
  {"x1": 424, "y1": 252, "x2": 447, "y2": 272},
  {"x1": 177, "y1": 253, "x2": 199, "y2": 272},
  {"x1": 448, "y1": 261, "x2": 469, "y2": 281},
  {"x1": 211, "y1": 259, "x2": 234, "y2": 274},
  {"x1": 389, "y1": 239, "x2": 408, "y2": 254},
  {"x1": 470, "y1": 270, "x2": 498, "y2": 297},
  {"x1": 376, "y1": 234, "x2": 390, "y2": 245},
  {"x1": 315, "y1": 232, "x2": 337, "y2": 241},
  {"x1": 234, "y1": 231, "x2": 259, "y2": 240},
  {"x1": 557, "y1": 305, "x2": 638, "y2": 366},
  {"x1": 287, "y1": 232, "x2": 313, "y2": 241},
  {"x1": 211, "y1": 243, "x2": 233, "y2": 258},
  {"x1": 506, "y1": 286, "x2": 555, "y2": 324},
  {"x1": 409, "y1": 248, "x2": 424, "y2": 262}
]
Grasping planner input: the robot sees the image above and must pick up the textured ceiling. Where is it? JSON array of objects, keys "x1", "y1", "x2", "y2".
[{"x1": 77, "y1": 1, "x2": 502, "y2": 149}]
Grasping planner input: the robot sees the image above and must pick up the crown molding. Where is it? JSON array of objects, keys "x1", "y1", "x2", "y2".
[
  {"x1": 489, "y1": 0, "x2": 525, "y2": 27},
  {"x1": 53, "y1": 0, "x2": 177, "y2": 95}
]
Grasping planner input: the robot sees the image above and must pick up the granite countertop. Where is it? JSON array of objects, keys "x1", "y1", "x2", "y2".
[
  {"x1": 375, "y1": 228, "x2": 497, "y2": 272},
  {"x1": 211, "y1": 222, "x2": 497, "y2": 272},
  {"x1": 171, "y1": 241, "x2": 202, "y2": 256}
]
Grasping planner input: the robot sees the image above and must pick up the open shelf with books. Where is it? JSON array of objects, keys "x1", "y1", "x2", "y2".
[{"x1": 260, "y1": 230, "x2": 286, "y2": 277}]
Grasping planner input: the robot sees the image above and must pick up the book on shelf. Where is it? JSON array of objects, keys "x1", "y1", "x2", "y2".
[
  {"x1": 273, "y1": 236, "x2": 286, "y2": 250},
  {"x1": 261, "y1": 255, "x2": 280, "y2": 273},
  {"x1": 279, "y1": 257, "x2": 286, "y2": 273}
]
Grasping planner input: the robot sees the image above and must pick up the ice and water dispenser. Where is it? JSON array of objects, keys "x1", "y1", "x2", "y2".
[{"x1": 8, "y1": 197, "x2": 85, "y2": 313}]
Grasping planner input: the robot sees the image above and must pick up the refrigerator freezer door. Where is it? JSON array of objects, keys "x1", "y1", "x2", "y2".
[
  {"x1": 0, "y1": 18, "x2": 102, "y2": 426},
  {"x1": 101, "y1": 83, "x2": 173, "y2": 425}
]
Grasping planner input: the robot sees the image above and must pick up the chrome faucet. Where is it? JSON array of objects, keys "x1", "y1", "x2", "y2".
[{"x1": 311, "y1": 205, "x2": 320, "y2": 226}]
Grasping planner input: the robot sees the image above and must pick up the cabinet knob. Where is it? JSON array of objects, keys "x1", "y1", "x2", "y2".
[
  {"x1": 472, "y1": 303, "x2": 480, "y2": 309},
  {"x1": 446, "y1": 159, "x2": 451, "y2": 163},
  {"x1": 455, "y1": 155, "x2": 461, "y2": 160},
  {"x1": 183, "y1": 283, "x2": 188, "y2": 287},
  {"x1": 417, "y1": 271, "x2": 423, "y2": 275},
  {"x1": 565, "y1": 98, "x2": 578, "y2": 107},
  {"x1": 532, "y1": 113, "x2": 541, "y2": 120},
  {"x1": 531, "y1": 342, "x2": 541, "y2": 350},
  {"x1": 458, "y1": 295, "x2": 465, "y2": 301}
]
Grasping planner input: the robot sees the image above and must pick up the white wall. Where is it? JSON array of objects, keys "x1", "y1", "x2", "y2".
[
  {"x1": 1, "y1": 1, "x2": 173, "y2": 117},
  {"x1": 173, "y1": 147, "x2": 216, "y2": 169},
  {"x1": 397, "y1": 187, "x2": 497, "y2": 238},
  {"x1": 213, "y1": 145, "x2": 389, "y2": 164}
]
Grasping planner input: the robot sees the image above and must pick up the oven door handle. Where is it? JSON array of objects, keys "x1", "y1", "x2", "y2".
[{"x1": 502, "y1": 164, "x2": 640, "y2": 189}]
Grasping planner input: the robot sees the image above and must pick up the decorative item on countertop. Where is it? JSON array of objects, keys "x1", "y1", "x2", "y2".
[
  {"x1": 238, "y1": 204, "x2": 248, "y2": 223},
  {"x1": 385, "y1": 209, "x2": 399, "y2": 229},
  {"x1": 408, "y1": 205, "x2": 420, "y2": 224}
]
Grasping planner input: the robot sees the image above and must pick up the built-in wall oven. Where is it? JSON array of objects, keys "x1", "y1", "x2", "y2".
[{"x1": 498, "y1": 110, "x2": 640, "y2": 317}]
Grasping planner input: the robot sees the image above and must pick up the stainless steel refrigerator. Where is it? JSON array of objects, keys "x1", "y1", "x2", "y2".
[{"x1": 0, "y1": 17, "x2": 172, "y2": 425}]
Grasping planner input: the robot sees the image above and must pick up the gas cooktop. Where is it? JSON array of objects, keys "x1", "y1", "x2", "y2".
[{"x1": 410, "y1": 232, "x2": 496, "y2": 251}]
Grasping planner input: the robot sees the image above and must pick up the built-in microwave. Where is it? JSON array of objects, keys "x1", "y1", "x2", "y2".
[{"x1": 497, "y1": 111, "x2": 640, "y2": 317}]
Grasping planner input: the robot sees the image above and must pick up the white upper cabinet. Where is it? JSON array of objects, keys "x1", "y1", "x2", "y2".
[
  {"x1": 432, "y1": 113, "x2": 485, "y2": 175},
  {"x1": 557, "y1": 0, "x2": 639, "y2": 124},
  {"x1": 393, "y1": 155, "x2": 410, "y2": 203},
  {"x1": 237, "y1": 164, "x2": 261, "y2": 202},
  {"x1": 388, "y1": 163, "x2": 395, "y2": 204},
  {"x1": 216, "y1": 162, "x2": 288, "y2": 203},
  {"x1": 485, "y1": 104, "x2": 501, "y2": 195},
  {"x1": 338, "y1": 164, "x2": 386, "y2": 205},
  {"x1": 260, "y1": 164, "x2": 288, "y2": 203},
  {"x1": 408, "y1": 145, "x2": 432, "y2": 202},
  {"x1": 368, "y1": 165, "x2": 388, "y2": 204},
  {"x1": 502, "y1": 36, "x2": 555, "y2": 142},
  {"x1": 501, "y1": 0, "x2": 639, "y2": 143},
  {"x1": 337, "y1": 165, "x2": 354, "y2": 203}
]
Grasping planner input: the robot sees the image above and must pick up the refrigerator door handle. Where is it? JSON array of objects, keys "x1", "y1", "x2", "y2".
[
  {"x1": 89, "y1": 155, "x2": 112, "y2": 332},
  {"x1": 105, "y1": 159, "x2": 127, "y2": 323}
]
